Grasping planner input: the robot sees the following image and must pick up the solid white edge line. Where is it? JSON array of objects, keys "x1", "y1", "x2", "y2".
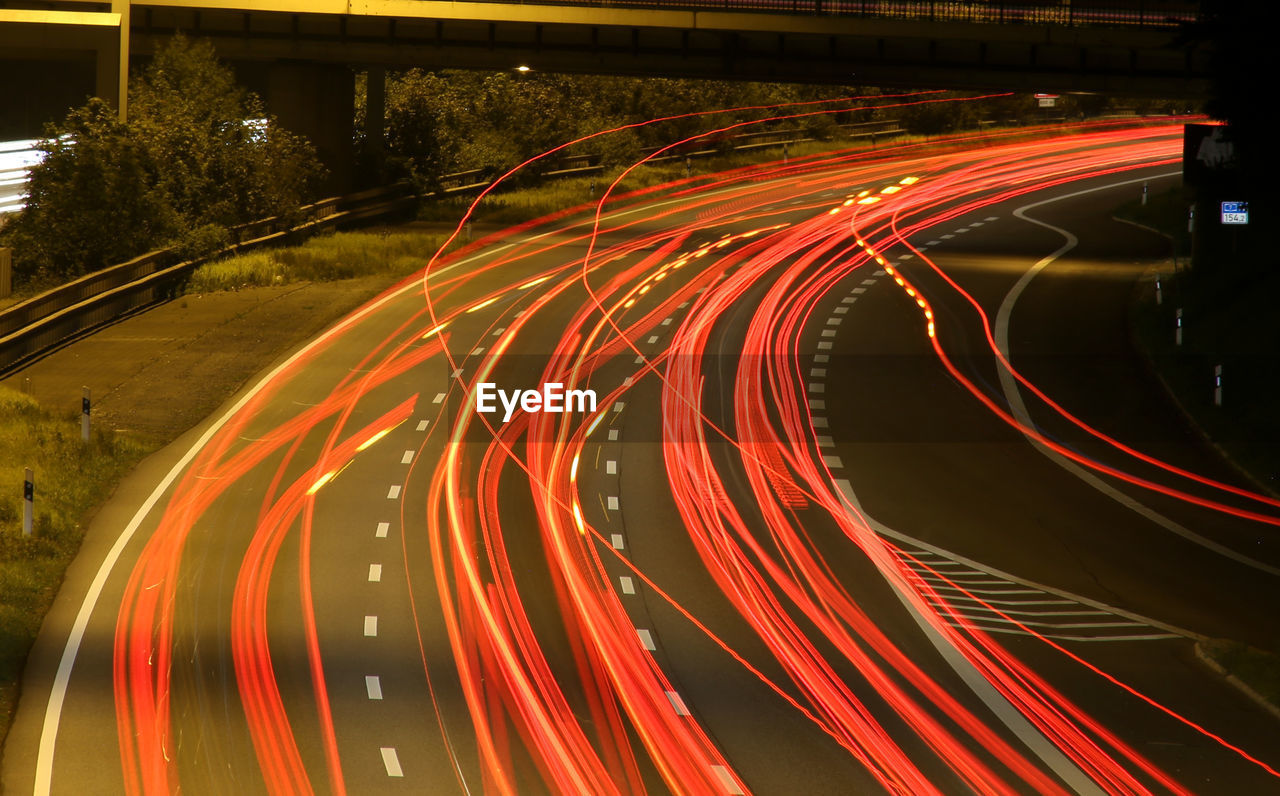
[
  {"x1": 1000, "y1": 172, "x2": 1280, "y2": 578},
  {"x1": 34, "y1": 243, "x2": 492, "y2": 793},
  {"x1": 830, "y1": 479, "x2": 1105, "y2": 796}
]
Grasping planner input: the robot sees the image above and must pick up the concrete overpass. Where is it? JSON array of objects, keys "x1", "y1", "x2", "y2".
[{"x1": 1, "y1": 0, "x2": 1209, "y2": 186}]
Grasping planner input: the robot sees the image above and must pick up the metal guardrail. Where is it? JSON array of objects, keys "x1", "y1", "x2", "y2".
[{"x1": 0, "y1": 120, "x2": 898, "y2": 374}]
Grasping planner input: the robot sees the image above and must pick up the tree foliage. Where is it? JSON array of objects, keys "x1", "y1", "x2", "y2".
[
  {"x1": 361, "y1": 71, "x2": 872, "y2": 190},
  {"x1": 0, "y1": 35, "x2": 323, "y2": 287}
]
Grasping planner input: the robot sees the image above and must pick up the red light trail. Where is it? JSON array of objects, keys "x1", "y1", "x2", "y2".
[{"x1": 95, "y1": 105, "x2": 1280, "y2": 796}]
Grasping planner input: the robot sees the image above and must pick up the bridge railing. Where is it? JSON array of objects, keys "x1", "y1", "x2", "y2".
[{"x1": 491, "y1": 0, "x2": 1199, "y2": 28}]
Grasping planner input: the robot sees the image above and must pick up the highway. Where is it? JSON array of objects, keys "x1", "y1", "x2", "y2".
[{"x1": 5, "y1": 115, "x2": 1280, "y2": 795}]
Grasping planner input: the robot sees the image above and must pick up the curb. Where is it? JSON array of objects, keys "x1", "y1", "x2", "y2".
[{"x1": 1194, "y1": 642, "x2": 1280, "y2": 722}]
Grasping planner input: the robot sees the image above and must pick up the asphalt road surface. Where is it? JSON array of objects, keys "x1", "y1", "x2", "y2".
[{"x1": 5, "y1": 119, "x2": 1279, "y2": 795}]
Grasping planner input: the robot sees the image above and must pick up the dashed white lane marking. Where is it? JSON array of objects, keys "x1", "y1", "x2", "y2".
[
  {"x1": 873, "y1": 269, "x2": 886, "y2": 276},
  {"x1": 809, "y1": 383, "x2": 825, "y2": 394},
  {"x1": 969, "y1": 221, "x2": 985, "y2": 227},
  {"x1": 985, "y1": 216, "x2": 999, "y2": 222},
  {"x1": 376, "y1": 522, "x2": 390, "y2": 538},
  {"x1": 620, "y1": 576, "x2": 635, "y2": 595},
  {"x1": 833, "y1": 306, "x2": 848, "y2": 315},
  {"x1": 816, "y1": 435, "x2": 834, "y2": 448},
  {"x1": 822, "y1": 455, "x2": 843, "y2": 469},
  {"x1": 809, "y1": 399, "x2": 826, "y2": 410},
  {"x1": 450, "y1": 368, "x2": 462, "y2": 379},
  {"x1": 711, "y1": 765, "x2": 745, "y2": 795},
  {"x1": 841, "y1": 296, "x2": 857, "y2": 304},
  {"x1": 432, "y1": 393, "x2": 445, "y2": 404},
  {"x1": 926, "y1": 240, "x2": 940, "y2": 246},
  {"x1": 955, "y1": 228, "x2": 970, "y2": 234},
  {"x1": 606, "y1": 460, "x2": 617, "y2": 474},
  {"x1": 679, "y1": 301, "x2": 690, "y2": 309},
  {"x1": 817, "y1": 341, "x2": 832, "y2": 350},
  {"x1": 634, "y1": 355, "x2": 645, "y2": 365},
  {"x1": 611, "y1": 534, "x2": 625, "y2": 550},
  {"x1": 814, "y1": 354, "x2": 829, "y2": 363},
  {"x1": 492, "y1": 327, "x2": 505, "y2": 336},
  {"x1": 666, "y1": 690, "x2": 691, "y2": 716},
  {"x1": 898, "y1": 254, "x2": 914, "y2": 260},
  {"x1": 647, "y1": 335, "x2": 660, "y2": 344},
  {"x1": 368, "y1": 564, "x2": 383, "y2": 583},
  {"x1": 607, "y1": 496, "x2": 620, "y2": 511},
  {"x1": 860, "y1": 278, "x2": 877, "y2": 285},
  {"x1": 940, "y1": 234, "x2": 955, "y2": 239},
  {"x1": 851, "y1": 287, "x2": 867, "y2": 294},
  {"x1": 387, "y1": 485, "x2": 402, "y2": 499},
  {"x1": 381, "y1": 747, "x2": 404, "y2": 777},
  {"x1": 813, "y1": 417, "x2": 829, "y2": 428},
  {"x1": 471, "y1": 347, "x2": 485, "y2": 356},
  {"x1": 401, "y1": 450, "x2": 414, "y2": 464},
  {"x1": 826, "y1": 317, "x2": 842, "y2": 326},
  {"x1": 820, "y1": 330, "x2": 836, "y2": 338},
  {"x1": 613, "y1": 402, "x2": 626, "y2": 412},
  {"x1": 623, "y1": 376, "x2": 633, "y2": 387},
  {"x1": 364, "y1": 616, "x2": 378, "y2": 637},
  {"x1": 661, "y1": 317, "x2": 673, "y2": 326},
  {"x1": 416, "y1": 420, "x2": 429, "y2": 431},
  {"x1": 607, "y1": 429, "x2": 619, "y2": 441},
  {"x1": 366, "y1": 676, "x2": 383, "y2": 700},
  {"x1": 810, "y1": 368, "x2": 827, "y2": 377},
  {"x1": 637, "y1": 629, "x2": 656, "y2": 651}
]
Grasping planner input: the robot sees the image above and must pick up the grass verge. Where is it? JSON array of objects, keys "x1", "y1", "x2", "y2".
[
  {"x1": 0, "y1": 387, "x2": 153, "y2": 746},
  {"x1": 187, "y1": 229, "x2": 450, "y2": 293}
]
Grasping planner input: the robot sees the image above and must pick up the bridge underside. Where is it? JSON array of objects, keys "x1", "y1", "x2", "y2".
[
  {"x1": 2, "y1": 2, "x2": 1209, "y2": 186},
  {"x1": 126, "y1": 4, "x2": 1205, "y2": 97}
]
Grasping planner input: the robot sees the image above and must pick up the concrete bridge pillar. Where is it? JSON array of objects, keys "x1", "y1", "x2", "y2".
[
  {"x1": 261, "y1": 62, "x2": 355, "y2": 194},
  {"x1": 363, "y1": 66, "x2": 386, "y2": 184}
]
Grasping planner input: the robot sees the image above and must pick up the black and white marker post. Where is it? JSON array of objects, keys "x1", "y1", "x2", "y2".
[
  {"x1": 82, "y1": 386, "x2": 91, "y2": 442},
  {"x1": 23, "y1": 468, "x2": 34, "y2": 537}
]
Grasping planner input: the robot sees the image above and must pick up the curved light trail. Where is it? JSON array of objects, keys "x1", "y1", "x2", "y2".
[{"x1": 43, "y1": 101, "x2": 1279, "y2": 795}]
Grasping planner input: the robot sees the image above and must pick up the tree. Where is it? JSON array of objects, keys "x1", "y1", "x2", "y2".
[
  {"x1": 0, "y1": 35, "x2": 323, "y2": 287},
  {"x1": 128, "y1": 35, "x2": 323, "y2": 233}
]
